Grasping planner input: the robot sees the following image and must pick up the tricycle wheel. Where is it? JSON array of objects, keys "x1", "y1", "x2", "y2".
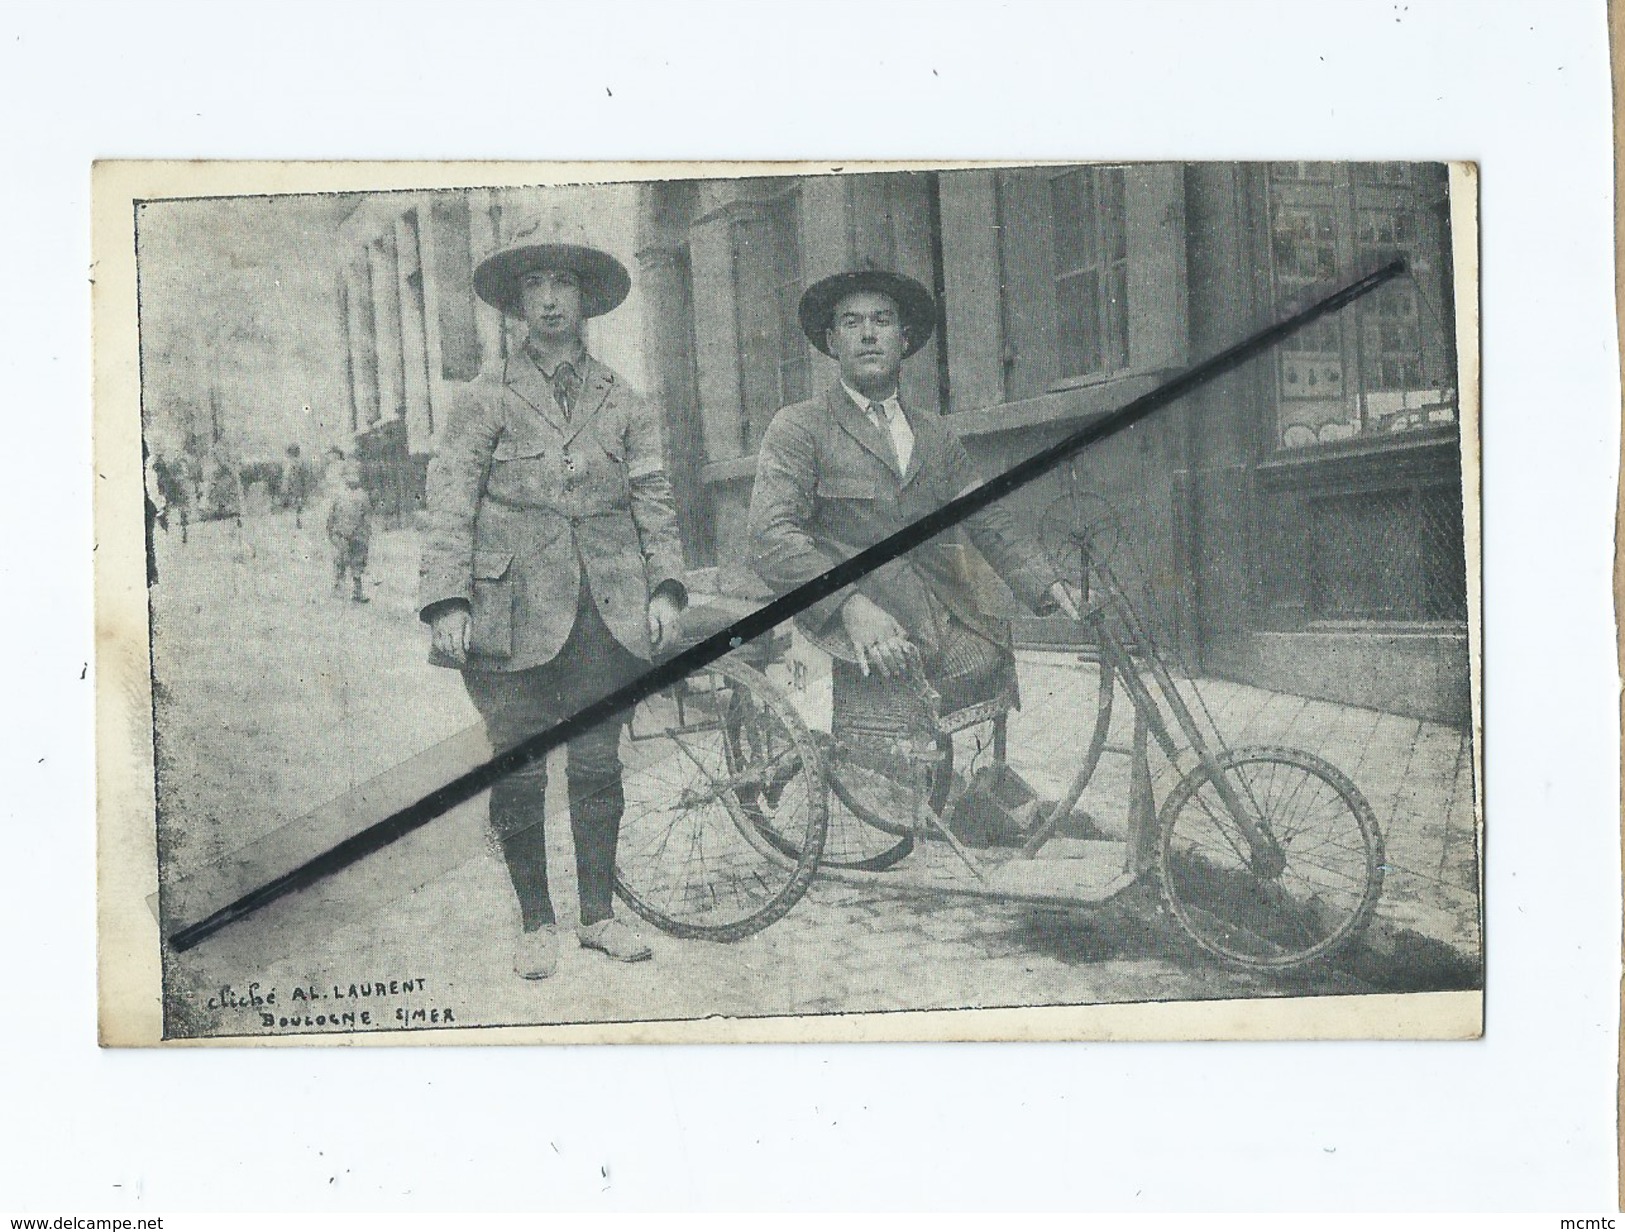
[
  {"x1": 614, "y1": 657, "x2": 826, "y2": 941},
  {"x1": 724, "y1": 723, "x2": 918, "y2": 871},
  {"x1": 829, "y1": 735, "x2": 953, "y2": 840},
  {"x1": 1157, "y1": 746, "x2": 1384, "y2": 970}
]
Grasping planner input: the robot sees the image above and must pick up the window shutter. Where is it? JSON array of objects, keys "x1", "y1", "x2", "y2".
[
  {"x1": 731, "y1": 210, "x2": 781, "y2": 452},
  {"x1": 1123, "y1": 164, "x2": 1189, "y2": 371},
  {"x1": 427, "y1": 199, "x2": 480, "y2": 383},
  {"x1": 937, "y1": 169, "x2": 1005, "y2": 413},
  {"x1": 995, "y1": 168, "x2": 1061, "y2": 401}
]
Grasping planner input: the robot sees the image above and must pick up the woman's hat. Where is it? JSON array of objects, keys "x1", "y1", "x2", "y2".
[
  {"x1": 798, "y1": 269, "x2": 937, "y2": 357},
  {"x1": 473, "y1": 215, "x2": 631, "y2": 319}
]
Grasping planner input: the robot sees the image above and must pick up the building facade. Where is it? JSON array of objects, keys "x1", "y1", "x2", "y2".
[
  {"x1": 326, "y1": 169, "x2": 1466, "y2": 724},
  {"x1": 636, "y1": 165, "x2": 1468, "y2": 725}
]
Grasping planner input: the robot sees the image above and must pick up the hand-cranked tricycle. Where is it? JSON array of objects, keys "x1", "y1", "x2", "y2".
[{"x1": 611, "y1": 499, "x2": 1385, "y2": 972}]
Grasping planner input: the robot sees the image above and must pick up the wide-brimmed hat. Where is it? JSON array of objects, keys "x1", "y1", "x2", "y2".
[
  {"x1": 798, "y1": 269, "x2": 937, "y2": 358},
  {"x1": 473, "y1": 216, "x2": 631, "y2": 319}
]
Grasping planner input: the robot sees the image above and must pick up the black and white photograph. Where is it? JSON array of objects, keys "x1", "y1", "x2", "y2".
[{"x1": 95, "y1": 159, "x2": 1481, "y2": 1044}]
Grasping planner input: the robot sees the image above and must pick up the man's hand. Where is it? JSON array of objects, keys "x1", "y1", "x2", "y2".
[
  {"x1": 431, "y1": 607, "x2": 471, "y2": 665},
  {"x1": 1048, "y1": 580, "x2": 1083, "y2": 621},
  {"x1": 839, "y1": 592, "x2": 915, "y2": 679},
  {"x1": 647, "y1": 592, "x2": 683, "y2": 655}
]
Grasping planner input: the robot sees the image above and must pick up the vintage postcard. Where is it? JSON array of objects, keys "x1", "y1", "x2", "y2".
[{"x1": 94, "y1": 160, "x2": 1483, "y2": 1045}]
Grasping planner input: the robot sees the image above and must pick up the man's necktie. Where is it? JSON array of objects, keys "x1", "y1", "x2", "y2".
[
  {"x1": 551, "y1": 361, "x2": 582, "y2": 420},
  {"x1": 867, "y1": 401, "x2": 901, "y2": 473}
]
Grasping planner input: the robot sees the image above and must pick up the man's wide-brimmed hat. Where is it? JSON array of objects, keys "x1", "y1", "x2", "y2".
[
  {"x1": 798, "y1": 269, "x2": 937, "y2": 358},
  {"x1": 473, "y1": 215, "x2": 631, "y2": 320}
]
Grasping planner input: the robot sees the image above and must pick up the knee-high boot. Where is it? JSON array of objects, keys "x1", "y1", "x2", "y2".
[
  {"x1": 490, "y1": 773, "x2": 554, "y2": 931},
  {"x1": 568, "y1": 774, "x2": 624, "y2": 927}
]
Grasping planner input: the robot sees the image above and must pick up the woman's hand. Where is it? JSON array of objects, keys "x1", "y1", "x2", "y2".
[
  {"x1": 647, "y1": 592, "x2": 683, "y2": 654},
  {"x1": 431, "y1": 607, "x2": 471, "y2": 664}
]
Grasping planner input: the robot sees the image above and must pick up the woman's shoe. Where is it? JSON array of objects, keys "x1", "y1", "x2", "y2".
[
  {"x1": 513, "y1": 924, "x2": 561, "y2": 979},
  {"x1": 576, "y1": 918, "x2": 651, "y2": 963}
]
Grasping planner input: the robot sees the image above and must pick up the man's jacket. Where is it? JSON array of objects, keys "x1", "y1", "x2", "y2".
[
  {"x1": 418, "y1": 353, "x2": 685, "y2": 671},
  {"x1": 746, "y1": 384, "x2": 1059, "y2": 657}
]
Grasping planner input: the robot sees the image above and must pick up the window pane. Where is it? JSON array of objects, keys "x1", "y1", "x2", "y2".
[
  {"x1": 1050, "y1": 166, "x2": 1128, "y2": 380},
  {"x1": 1416, "y1": 483, "x2": 1468, "y2": 621},
  {"x1": 1269, "y1": 161, "x2": 1335, "y2": 184},
  {"x1": 1056, "y1": 270, "x2": 1102, "y2": 376},
  {"x1": 1271, "y1": 204, "x2": 1338, "y2": 286},
  {"x1": 768, "y1": 193, "x2": 807, "y2": 412},
  {"x1": 1106, "y1": 259, "x2": 1129, "y2": 370},
  {"x1": 1049, "y1": 169, "x2": 1096, "y2": 276},
  {"x1": 1307, "y1": 490, "x2": 1416, "y2": 620},
  {"x1": 1271, "y1": 194, "x2": 1353, "y2": 448},
  {"x1": 1353, "y1": 161, "x2": 1415, "y2": 188},
  {"x1": 1353, "y1": 198, "x2": 1449, "y2": 434},
  {"x1": 732, "y1": 215, "x2": 780, "y2": 450},
  {"x1": 1102, "y1": 168, "x2": 1126, "y2": 264}
]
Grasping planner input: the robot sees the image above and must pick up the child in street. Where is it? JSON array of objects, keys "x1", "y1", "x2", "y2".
[{"x1": 326, "y1": 459, "x2": 372, "y2": 603}]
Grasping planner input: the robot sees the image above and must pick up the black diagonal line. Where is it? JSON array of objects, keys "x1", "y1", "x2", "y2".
[{"x1": 167, "y1": 259, "x2": 1404, "y2": 953}]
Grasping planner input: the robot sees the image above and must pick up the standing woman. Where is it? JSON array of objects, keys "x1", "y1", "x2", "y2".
[{"x1": 418, "y1": 217, "x2": 687, "y2": 980}]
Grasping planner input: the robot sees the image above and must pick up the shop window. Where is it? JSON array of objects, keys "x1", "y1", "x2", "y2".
[
  {"x1": 1268, "y1": 162, "x2": 1456, "y2": 450},
  {"x1": 1305, "y1": 483, "x2": 1467, "y2": 622}
]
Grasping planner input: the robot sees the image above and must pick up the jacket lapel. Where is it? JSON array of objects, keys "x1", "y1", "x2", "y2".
[
  {"x1": 503, "y1": 354, "x2": 568, "y2": 434},
  {"x1": 827, "y1": 386, "x2": 901, "y2": 479},
  {"x1": 897, "y1": 404, "x2": 927, "y2": 490}
]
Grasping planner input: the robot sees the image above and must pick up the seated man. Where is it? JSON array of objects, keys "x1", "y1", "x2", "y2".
[{"x1": 746, "y1": 269, "x2": 1080, "y2": 732}]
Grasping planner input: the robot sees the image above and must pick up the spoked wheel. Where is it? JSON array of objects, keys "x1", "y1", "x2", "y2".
[
  {"x1": 1157, "y1": 746, "x2": 1384, "y2": 970},
  {"x1": 615, "y1": 657, "x2": 827, "y2": 941},
  {"x1": 729, "y1": 729, "x2": 925, "y2": 872},
  {"x1": 820, "y1": 736, "x2": 954, "y2": 869},
  {"x1": 828, "y1": 734, "x2": 952, "y2": 834}
]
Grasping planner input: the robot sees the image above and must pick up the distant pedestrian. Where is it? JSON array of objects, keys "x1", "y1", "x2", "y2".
[
  {"x1": 151, "y1": 453, "x2": 192, "y2": 543},
  {"x1": 282, "y1": 443, "x2": 314, "y2": 529},
  {"x1": 318, "y1": 446, "x2": 346, "y2": 504},
  {"x1": 326, "y1": 459, "x2": 372, "y2": 603},
  {"x1": 206, "y1": 453, "x2": 244, "y2": 527}
]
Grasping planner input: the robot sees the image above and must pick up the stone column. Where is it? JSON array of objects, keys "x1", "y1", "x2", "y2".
[
  {"x1": 687, "y1": 182, "x2": 762, "y2": 465},
  {"x1": 347, "y1": 258, "x2": 380, "y2": 432},
  {"x1": 338, "y1": 274, "x2": 360, "y2": 436},
  {"x1": 369, "y1": 231, "x2": 405, "y2": 424},
  {"x1": 636, "y1": 182, "x2": 711, "y2": 565},
  {"x1": 466, "y1": 188, "x2": 506, "y2": 370},
  {"x1": 394, "y1": 211, "x2": 435, "y2": 452}
]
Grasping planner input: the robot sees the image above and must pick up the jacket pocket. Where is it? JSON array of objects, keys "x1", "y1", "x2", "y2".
[
  {"x1": 468, "y1": 549, "x2": 515, "y2": 660},
  {"x1": 814, "y1": 474, "x2": 878, "y2": 501},
  {"x1": 491, "y1": 434, "x2": 547, "y2": 462}
]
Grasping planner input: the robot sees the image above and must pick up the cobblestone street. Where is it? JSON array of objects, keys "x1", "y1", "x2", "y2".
[{"x1": 150, "y1": 507, "x2": 1480, "y2": 1040}]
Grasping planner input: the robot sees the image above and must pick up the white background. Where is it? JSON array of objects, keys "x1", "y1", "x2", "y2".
[{"x1": 2, "y1": 0, "x2": 1618, "y2": 1212}]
